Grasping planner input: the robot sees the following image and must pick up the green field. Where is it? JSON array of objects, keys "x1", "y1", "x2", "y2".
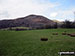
[{"x1": 0, "y1": 29, "x2": 75, "y2": 56}]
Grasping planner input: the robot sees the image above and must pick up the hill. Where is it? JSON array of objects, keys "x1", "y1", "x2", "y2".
[{"x1": 0, "y1": 14, "x2": 56, "y2": 29}]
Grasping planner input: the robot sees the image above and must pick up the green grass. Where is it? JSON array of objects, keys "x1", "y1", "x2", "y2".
[
  {"x1": 1, "y1": 27, "x2": 30, "y2": 30},
  {"x1": 0, "y1": 29, "x2": 75, "y2": 56}
]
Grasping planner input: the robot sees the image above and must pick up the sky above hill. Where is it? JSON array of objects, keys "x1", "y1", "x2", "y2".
[{"x1": 0, "y1": 0, "x2": 75, "y2": 21}]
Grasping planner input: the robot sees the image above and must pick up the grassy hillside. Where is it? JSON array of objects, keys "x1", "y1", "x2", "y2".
[{"x1": 0, "y1": 29, "x2": 75, "y2": 56}]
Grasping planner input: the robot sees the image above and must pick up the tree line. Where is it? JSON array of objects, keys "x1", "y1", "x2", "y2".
[{"x1": 60, "y1": 20, "x2": 75, "y2": 28}]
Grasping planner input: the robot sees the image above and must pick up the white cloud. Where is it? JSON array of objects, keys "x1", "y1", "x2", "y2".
[
  {"x1": 57, "y1": 8, "x2": 75, "y2": 21},
  {"x1": 0, "y1": 0, "x2": 59, "y2": 20},
  {"x1": 50, "y1": 12, "x2": 58, "y2": 17},
  {"x1": 49, "y1": 8, "x2": 75, "y2": 21}
]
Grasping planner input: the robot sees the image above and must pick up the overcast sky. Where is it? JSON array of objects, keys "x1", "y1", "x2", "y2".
[{"x1": 0, "y1": 0, "x2": 75, "y2": 21}]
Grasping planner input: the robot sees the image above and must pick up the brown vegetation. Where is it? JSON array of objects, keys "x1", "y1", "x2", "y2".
[
  {"x1": 52, "y1": 32, "x2": 58, "y2": 35},
  {"x1": 40, "y1": 38, "x2": 48, "y2": 41},
  {"x1": 62, "y1": 32, "x2": 67, "y2": 35},
  {"x1": 67, "y1": 33, "x2": 71, "y2": 36},
  {"x1": 69, "y1": 33, "x2": 75, "y2": 37}
]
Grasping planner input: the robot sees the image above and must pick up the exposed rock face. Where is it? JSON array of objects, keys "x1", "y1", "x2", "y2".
[{"x1": 0, "y1": 14, "x2": 56, "y2": 29}]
